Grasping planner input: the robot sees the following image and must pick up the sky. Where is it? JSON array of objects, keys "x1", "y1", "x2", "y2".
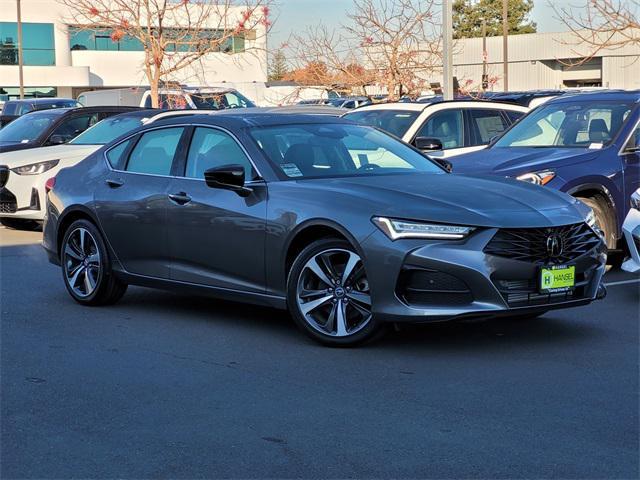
[{"x1": 268, "y1": 0, "x2": 575, "y2": 48}]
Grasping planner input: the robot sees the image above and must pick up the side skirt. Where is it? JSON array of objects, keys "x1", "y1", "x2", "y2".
[{"x1": 114, "y1": 271, "x2": 288, "y2": 310}]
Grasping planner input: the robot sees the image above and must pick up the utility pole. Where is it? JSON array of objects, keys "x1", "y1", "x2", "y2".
[
  {"x1": 482, "y1": 19, "x2": 488, "y2": 92},
  {"x1": 442, "y1": 0, "x2": 453, "y2": 100},
  {"x1": 17, "y1": 0, "x2": 25, "y2": 99},
  {"x1": 502, "y1": 0, "x2": 508, "y2": 92}
]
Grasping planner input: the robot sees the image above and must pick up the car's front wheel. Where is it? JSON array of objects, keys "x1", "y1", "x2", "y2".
[
  {"x1": 61, "y1": 219, "x2": 127, "y2": 306},
  {"x1": 287, "y1": 238, "x2": 382, "y2": 346}
]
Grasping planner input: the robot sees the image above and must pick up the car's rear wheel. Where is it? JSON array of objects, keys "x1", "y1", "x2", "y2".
[
  {"x1": 287, "y1": 238, "x2": 383, "y2": 347},
  {"x1": 61, "y1": 219, "x2": 127, "y2": 306},
  {"x1": 0, "y1": 218, "x2": 41, "y2": 231}
]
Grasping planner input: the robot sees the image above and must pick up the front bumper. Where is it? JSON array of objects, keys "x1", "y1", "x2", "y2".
[
  {"x1": 362, "y1": 227, "x2": 607, "y2": 323},
  {"x1": 621, "y1": 208, "x2": 640, "y2": 274},
  {"x1": 0, "y1": 165, "x2": 45, "y2": 221}
]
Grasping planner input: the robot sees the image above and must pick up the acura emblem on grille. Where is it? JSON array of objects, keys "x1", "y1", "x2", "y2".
[{"x1": 546, "y1": 233, "x2": 564, "y2": 258}]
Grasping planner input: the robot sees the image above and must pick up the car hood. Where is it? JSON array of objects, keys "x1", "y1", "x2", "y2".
[
  {"x1": 450, "y1": 147, "x2": 601, "y2": 176},
  {"x1": 0, "y1": 141, "x2": 35, "y2": 153},
  {"x1": 300, "y1": 173, "x2": 588, "y2": 228},
  {"x1": 0, "y1": 144, "x2": 100, "y2": 168}
]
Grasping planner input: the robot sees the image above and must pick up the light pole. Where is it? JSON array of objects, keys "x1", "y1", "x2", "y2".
[
  {"x1": 502, "y1": 0, "x2": 508, "y2": 92},
  {"x1": 442, "y1": 0, "x2": 453, "y2": 100},
  {"x1": 16, "y1": 0, "x2": 25, "y2": 99}
]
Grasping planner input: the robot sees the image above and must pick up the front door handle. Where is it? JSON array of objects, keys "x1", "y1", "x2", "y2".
[
  {"x1": 168, "y1": 192, "x2": 191, "y2": 205},
  {"x1": 105, "y1": 178, "x2": 124, "y2": 188}
]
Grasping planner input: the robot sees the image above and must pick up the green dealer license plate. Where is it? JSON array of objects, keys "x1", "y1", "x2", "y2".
[{"x1": 540, "y1": 265, "x2": 575, "y2": 293}]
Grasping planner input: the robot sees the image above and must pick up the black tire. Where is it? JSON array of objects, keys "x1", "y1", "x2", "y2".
[
  {"x1": 286, "y1": 238, "x2": 384, "y2": 347},
  {"x1": 60, "y1": 219, "x2": 127, "y2": 306},
  {"x1": 0, "y1": 218, "x2": 41, "y2": 231}
]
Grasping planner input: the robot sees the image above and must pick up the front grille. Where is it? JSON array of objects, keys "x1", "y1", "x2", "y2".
[
  {"x1": 0, "y1": 166, "x2": 8, "y2": 188},
  {"x1": 397, "y1": 268, "x2": 474, "y2": 306},
  {"x1": 484, "y1": 223, "x2": 601, "y2": 265},
  {"x1": 0, "y1": 188, "x2": 17, "y2": 213},
  {"x1": 494, "y1": 274, "x2": 589, "y2": 308}
]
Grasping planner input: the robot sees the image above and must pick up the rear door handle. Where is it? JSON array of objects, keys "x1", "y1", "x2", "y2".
[
  {"x1": 105, "y1": 178, "x2": 124, "y2": 188},
  {"x1": 168, "y1": 192, "x2": 191, "y2": 205}
]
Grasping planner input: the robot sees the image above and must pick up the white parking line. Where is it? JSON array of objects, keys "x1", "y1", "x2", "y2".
[{"x1": 604, "y1": 278, "x2": 640, "y2": 287}]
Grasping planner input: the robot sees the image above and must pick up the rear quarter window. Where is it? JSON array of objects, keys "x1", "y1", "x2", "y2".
[{"x1": 106, "y1": 139, "x2": 133, "y2": 170}]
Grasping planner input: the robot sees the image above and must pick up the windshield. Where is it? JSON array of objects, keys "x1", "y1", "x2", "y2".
[
  {"x1": 0, "y1": 111, "x2": 60, "y2": 143},
  {"x1": 494, "y1": 101, "x2": 633, "y2": 148},
  {"x1": 71, "y1": 115, "x2": 143, "y2": 145},
  {"x1": 250, "y1": 123, "x2": 444, "y2": 179},
  {"x1": 190, "y1": 91, "x2": 256, "y2": 109},
  {"x1": 343, "y1": 109, "x2": 419, "y2": 138}
]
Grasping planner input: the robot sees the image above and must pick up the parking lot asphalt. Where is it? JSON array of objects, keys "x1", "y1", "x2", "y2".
[{"x1": 1, "y1": 226, "x2": 638, "y2": 479}]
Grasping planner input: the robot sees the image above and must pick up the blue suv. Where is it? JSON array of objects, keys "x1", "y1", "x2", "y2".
[{"x1": 452, "y1": 91, "x2": 640, "y2": 255}]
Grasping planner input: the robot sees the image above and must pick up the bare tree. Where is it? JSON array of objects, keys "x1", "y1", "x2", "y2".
[
  {"x1": 59, "y1": 0, "x2": 272, "y2": 107},
  {"x1": 554, "y1": 0, "x2": 639, "y2": 61},
  {"x1": 287, "y1": 0, "x2": 441, "y2": 100}
]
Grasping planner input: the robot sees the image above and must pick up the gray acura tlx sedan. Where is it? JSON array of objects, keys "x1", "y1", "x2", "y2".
[{"x1": 43, "y1": 112, "x2": 607, "y2": 346}]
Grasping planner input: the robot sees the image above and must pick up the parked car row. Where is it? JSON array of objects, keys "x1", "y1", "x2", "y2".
[{"x1": 0, "y1": 89, "x2": 637, "y2": 346}]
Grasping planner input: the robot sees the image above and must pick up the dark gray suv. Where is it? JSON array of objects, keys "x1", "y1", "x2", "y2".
[{"x1": 43, "y1": 112, "x2": 607, "y2": 346}]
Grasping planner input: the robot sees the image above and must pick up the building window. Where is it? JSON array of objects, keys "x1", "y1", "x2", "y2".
[
  {"x1": 69, "y1": 27, "x2": 245, "y2": 53},
  {"x1": 0, "y1": 22, "x2": 55, "y2": 66},
  {"x1": 0, "y1": 87, "x2": 57, "y2": 102}
]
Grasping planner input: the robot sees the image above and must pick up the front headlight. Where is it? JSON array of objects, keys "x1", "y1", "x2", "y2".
[
  {"x1": 372, "y1": 217, "x2": 475, "y2": 240},
  {"x1": 516, "y1": 170, "x2": 556, "y2": 186},
  {"x1": 631, "y1": 190, "x2": 640, "y2": 210},
  {"x1": 11, "y1": 159, "x2": 59, "y2": 176}
]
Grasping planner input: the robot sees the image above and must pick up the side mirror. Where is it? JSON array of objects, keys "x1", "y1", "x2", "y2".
[
  {"x1": 48, "y1": 134, "x2": 67, "y2": 145},
  {"x1": 434, "y1": 157, "x2": 453, "y2": 173},
  {"x1": 414, "y1": 137, "x2": 443, "y2": 151},
  {"x1": 204, "y1": 164, "x2": 253, "y2": 197}
]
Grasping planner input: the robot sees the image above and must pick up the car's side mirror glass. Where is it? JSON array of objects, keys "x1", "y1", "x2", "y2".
[
  {"x1": 48, "y1": 134, "x2": 67, "y2": 145},
  {"x1": 414, "y1": 137, "x2": 443, "y2": 151},
  {"x1": 204, "y1": 164, "x2": 252, "y2": 197}
]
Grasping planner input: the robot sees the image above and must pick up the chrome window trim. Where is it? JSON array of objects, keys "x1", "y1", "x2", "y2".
[{"x1": 103, "y1": 122, "x2": 264, "y2": 180}]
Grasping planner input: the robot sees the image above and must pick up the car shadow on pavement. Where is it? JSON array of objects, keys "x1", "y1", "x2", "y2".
[
  {"x1": 381, "y1": 313, "x2": 604, "y2": 351},
  {"x1": 115, "y1": 287, "x2": 604, "y2": 350}
]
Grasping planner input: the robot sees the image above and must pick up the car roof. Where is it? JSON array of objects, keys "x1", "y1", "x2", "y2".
[
  {"x1": 150, "y1": 109, "x2": 356, "y2": 129},
  {"x1": 5, "y1": 97, "x2": 77, "y2": 105},
  {"x1": 349, "y1": 100, "x2": 528, "y2": 113},
  {"x1": 545, "y1": 90, "x2": 640, "y2": 104},
  {"x1": 22, "y1": 105, "x2": 142, "y2": 117}
]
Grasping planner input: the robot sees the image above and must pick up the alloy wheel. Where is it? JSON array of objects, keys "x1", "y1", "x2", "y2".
[
  {"x1": 63, "y1": 227, "x2": 101, "y2": 298},
  {"x1": 296, "y1": 248, "x2": 372, "y2": 337}
]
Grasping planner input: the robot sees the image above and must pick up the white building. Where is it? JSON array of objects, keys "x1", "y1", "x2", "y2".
[
  {"x1": 0, "y1": 0, "x2": 268, "y2": 100},
  {"x1": 450, "y1": 30, "x2": 640, "y2": 91}
]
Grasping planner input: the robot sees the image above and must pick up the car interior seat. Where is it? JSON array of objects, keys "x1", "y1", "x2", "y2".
[{"x1": 588, "y1": 118, "x2": 611, "y2": 143}]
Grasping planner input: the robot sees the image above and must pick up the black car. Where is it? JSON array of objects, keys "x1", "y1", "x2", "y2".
[
  {"x1": 43, "y1": 111, "x2": 606, "y2": 346},
  {"x1": 0, "y1": 98, "x2": 81, "y2": 128},
  {"x1": 0, "y1": 106, "x2": 140, "y2": 153}
]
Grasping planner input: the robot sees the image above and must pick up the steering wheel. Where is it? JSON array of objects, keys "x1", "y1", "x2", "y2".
[{"x1": 358, "y1": 163, "x2": 382, "y2": 171}]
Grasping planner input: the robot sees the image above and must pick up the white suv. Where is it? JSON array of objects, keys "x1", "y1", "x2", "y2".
[{"x1": 343, "y1": 100, "x2": 529, "y2": 158}]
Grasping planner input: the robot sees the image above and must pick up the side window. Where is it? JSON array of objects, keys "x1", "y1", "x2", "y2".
[
  {"x1": 624, "y1": 123, "x2": 640, "y2": 152},
  {"x1": 505, "y1": 110, "x2": 525, "y2": 124},
  {"x1": 49, "y1": 113, "x2": 100, "y2": 143},
  {"x1": 467, "y1": 109, "x2": 509, "y2": 146},
  {"x1": 126, "y1": 127, "x2": 184, "y2": 175},
  {"x1": 106, "y1": 139, "x2": 133, "y2": 170},
  {"x1": 415, "y1": 110, "x2": 463, "y2": 149},
  {"x1": 185, "y1": 127, "x2": 254, "y2": 179}
]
